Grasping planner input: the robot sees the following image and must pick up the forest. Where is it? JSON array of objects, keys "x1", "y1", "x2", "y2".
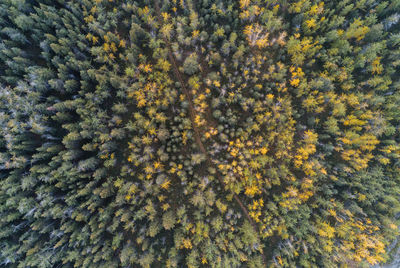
[{"x1": 1, "y1": 0, "x2": 400, "y2": 267}]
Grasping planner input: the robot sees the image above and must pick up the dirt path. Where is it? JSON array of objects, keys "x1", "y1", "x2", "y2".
[{"x1": 154, "y1": 1, "x2": 267, "y2": 265}]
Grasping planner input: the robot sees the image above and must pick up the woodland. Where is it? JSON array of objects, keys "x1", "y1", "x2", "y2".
[{"x1": 1, "y1": 0, "x2": 400, "y2": 267}]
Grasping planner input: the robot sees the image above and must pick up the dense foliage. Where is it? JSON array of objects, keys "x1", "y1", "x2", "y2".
[{"x1": 1, "y1": 0, "x2": 400, "y2": 267}]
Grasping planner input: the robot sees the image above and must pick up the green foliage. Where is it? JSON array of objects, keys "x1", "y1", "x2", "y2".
[
  {"x1": 0, "y1": 0, "x2": 399, "y2": 267},
  {"x1": 183, "y1": 53, "x2": 200, "y2": 75}
]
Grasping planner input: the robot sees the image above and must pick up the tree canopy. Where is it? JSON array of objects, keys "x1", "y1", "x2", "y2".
[{"x1": 1, "y1": 0, "x2": 400, "y2": 267}]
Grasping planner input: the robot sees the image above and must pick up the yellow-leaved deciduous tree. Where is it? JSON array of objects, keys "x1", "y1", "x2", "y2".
[
  {"x1": 338, "y1": 130, "x2": 380, "y2": 171},
  {"x1": 244, "y1": 24, "x2": 270, "y2": 49},
  {"x1": 315, "y1": 213, "x2": 387, "y2": 266},
  {"x1": 294, "y1": 130, "x2": 318, "y2": 168},
  {"x1": 345, "y1": 18, "x2": 370, "y2": 41},
  {"x1": 372, "y1": 56, "x2": 383, "y2": 75}
]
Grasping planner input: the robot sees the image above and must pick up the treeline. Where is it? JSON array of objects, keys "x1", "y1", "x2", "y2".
[{"x1": 1, "y1": 0, "x2": 400, "y2": 267}]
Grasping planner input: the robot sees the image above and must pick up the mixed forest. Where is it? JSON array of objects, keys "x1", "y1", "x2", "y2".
[{"x1": 1, "y1": 0, "x2": 400, "y2": 267}]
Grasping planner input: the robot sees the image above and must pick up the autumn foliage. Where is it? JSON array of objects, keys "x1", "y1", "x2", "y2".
[{"x1": 0, "y1": 0, "x2": 400, "y2": 267}]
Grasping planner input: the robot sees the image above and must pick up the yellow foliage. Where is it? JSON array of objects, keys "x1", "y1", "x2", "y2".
[
  {"x1": 240, "y1": 0, "x2": 250, "y2": 9},
  {"x1": 292, "y1": 0, "x2": 307, "y2": 13},
  {"x1": 161, "y1": 179, "x2": 171, "y2": 190},
  {"x1": 182, "y1": 131, "x2": 188, "y2": 145},
  {"x1": 84, "y1": 15, "x2": 94, "y2": 23},
  {"x1": 343, "y1": 115, "x2": 366, "y2": 127},
  {"x1": 305, "y1": 18, "x2": 316, "y2": 28},
  {"x1": 92, "y1": 36, "x2": 98, "y2": 44},
  {"x1": 309, "y1": 2, "x2": 324, "y2": 15},
  {"x1": 192, "y1": 30, "x2": 199, "y2": 38},
  {"x1": 379, "y1": 157, "x2": 390, "y2": 165},
  {"x1": 372, "y1": 57, "x2": 383, "y2": 74},
  {"x1": 244, "y1": 24, "x2": 269, "y2": 48},
  {"x1": 260, "y1": 147, "x2": 268, "y2": 155},
  {"x1": 245, "y1": 185, "x2": 261, "y2": 196},
  {"x1": 162, "y1": 203, "x2": 170, "y2": 211},
  {"x1": 181, "y1": 238, "x2": 193, "y2": 249},
  {"x1": 318, "y1": 222, "x2": 335, "y2": 238},
  {"x1": 345, "y1": 19, "x2": 370, "y2": 41},
  {"x1": 358, "y1": 193, "x2": 366, "y2": 201},
  {"x1": 201, "y1": 257, "x2": 208, "y2": 264},
  {"x1": 161, "y1": 12, "x2": 170, "y2": 21},
  {"x1": 103, "y1": 43, "x2": 109, "y2": 52},
  {"x1": 290, "y1": 78, "x2": 300, "y2": 87}
]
